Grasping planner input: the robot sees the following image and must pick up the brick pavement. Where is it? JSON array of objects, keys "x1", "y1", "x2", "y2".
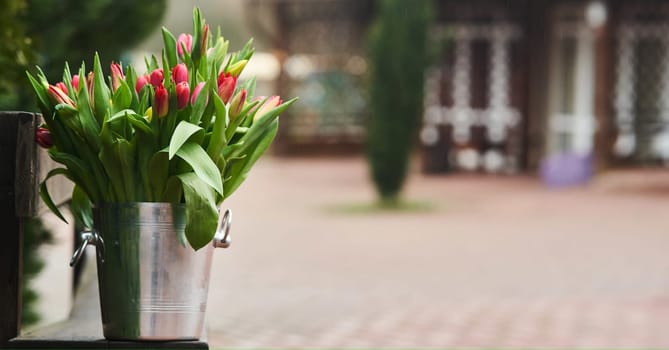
[{"x1": 203, "y1": 158, "x2": 669, "y2": 348}]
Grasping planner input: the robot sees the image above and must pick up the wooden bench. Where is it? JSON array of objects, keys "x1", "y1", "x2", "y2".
[{"x1": 0, "y1": 112, "x2": 208, "y2": 349}]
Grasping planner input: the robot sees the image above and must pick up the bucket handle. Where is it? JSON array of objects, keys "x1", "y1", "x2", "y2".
[
  {"x1": 213, "y1": 209, "x2": 232, "y2": 248},
  {"x1": 70, "y1": 229, "x2": 105, "y2": 267}
]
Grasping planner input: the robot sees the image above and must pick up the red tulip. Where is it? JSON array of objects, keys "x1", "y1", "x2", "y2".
[
  {"x1": 177, "y1": 33, "x2": 193, "y2": 56},
  {"x1": 228, "y1": 89, "x2": 247, "y2": 120},
  {"x1": 86, "y1": 72, "x2": 95, "y2": 101},
  {"x1": 176, "y1": 82, "x2": 190, "y2": 110},
  {"x1": 110, "y1": 62, "x2": 125, "y2": 92},
  {"x1": 190, "y1": 82, "x2": 206, "y2": 106},
  {"x1": 217, "y1": 72, "x2": 236, "y2": 104},
  {"x1": 154, "y1": 84, "x2": 169, "y2": 118},
  {"x1": 35, "y1": 127, "x2": 53, "y2": 149},
  {"x1": 71, "y1": 75, "x2": 80, "y2": 92},
  {"x1": 135, "y1": 75, "x2": 150, "y2": 93},
  {"x1": 48, "y1": 84, "x2": 75, "y2": 107},
  {"x1": 200, "y1": 24, "x2": 209, "y2": 56},
  {"x1": 171, "y1": 63, "x2": 188, "y2": 84},
  {"x1": 150, "y1": 69, "x2": 164, "y2": 87}
]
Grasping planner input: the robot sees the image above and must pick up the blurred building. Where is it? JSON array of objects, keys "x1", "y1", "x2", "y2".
[{"x1": 246, "y1": 0, "x2": 669, "y2": 177}]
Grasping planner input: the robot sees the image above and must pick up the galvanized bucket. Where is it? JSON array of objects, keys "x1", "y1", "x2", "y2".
[{"x1": 70, "y1": 202, "x2": 231, "y2": 341}]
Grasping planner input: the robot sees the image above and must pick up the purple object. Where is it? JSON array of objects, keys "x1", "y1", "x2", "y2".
[{"x1": 539, "y1": 153, "x2": 593, "y2": 188}]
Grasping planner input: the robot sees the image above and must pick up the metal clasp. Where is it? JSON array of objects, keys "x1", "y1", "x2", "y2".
[
  {"x1": 70, "y1": 229, "x2": 104, "y2": 267},
  {"x1": 213, "y1": 209, "x2": 232, "y2": 248}
]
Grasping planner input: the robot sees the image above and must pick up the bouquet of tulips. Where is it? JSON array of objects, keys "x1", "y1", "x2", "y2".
[{"x1": 27, "y1": 8, "x2": 296, "y2": 250}]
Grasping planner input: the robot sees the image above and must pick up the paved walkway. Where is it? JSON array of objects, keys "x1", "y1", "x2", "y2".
[
  {"x1": 34, "y1": 157, "x2": 669, "y2": 348},
  {"x1": 202, "y1": 158, "x2": 669, "y2": 348}
]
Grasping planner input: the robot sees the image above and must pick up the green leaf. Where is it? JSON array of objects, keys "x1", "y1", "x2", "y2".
[
  {"x1": 238, "y1": 77, "x2": 257, "y2": 99},
  {"x1": 206, "y1": 92, "x2": 228, "y2": 159},
  {"x1": 177, "y1": 172, "x2": 218, "y2": 250},
  {"x1": 93, "y1": 52, "x2": 111, "y2": 124},
  {"x1": 39, "y1": 168, "x2": 72, "y2": 223},
  {"x1": 26, "y1": 71, "x2": 51, "y2": 113},
  {"x1": 169, "y1": 121, "x2": 204, "y2": 159},
  {"x1": 98, "y1": 143, "x2": 125, "y2": 201},
  {"x1": 148, "y1": 151, "x2": 169, "y2": 201},
  {"x1": 174, "y1": 142, "x2": 224, "y2": 196},
  {"x1": 161, "y1": 27, "x2": 178, "y2": 68},
  {"x1": 49, "y1": 151, "x2": 95, "y2": 197},
  {"x1": 112, "y1": 79, "x2": 132, "y2": 113},
  {"x1": 71, "y1": 185, "x2": 93, "y2": 228},
  {"x1": 224, "y1": 119, "x2": 278, "y2": 198},
  {"x1": 229, "y1": 98, "x2": 297, "y2": 160}
]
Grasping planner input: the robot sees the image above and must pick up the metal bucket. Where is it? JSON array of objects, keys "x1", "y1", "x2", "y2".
[{"x1": 70, "y1": 202, "x2": 231, "y2": 341}]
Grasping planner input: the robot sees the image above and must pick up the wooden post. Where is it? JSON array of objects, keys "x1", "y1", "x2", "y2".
[
  {"x1": 0, "y1": 111, "x2": 39, "y2": 346},
  {"x1": 523, "y1": 0, "x2": 553, "y2": 170}
]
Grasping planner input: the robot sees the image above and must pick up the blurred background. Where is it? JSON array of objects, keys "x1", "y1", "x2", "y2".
[{"x1": 2, "y1": 0, "x2": 669, "y2": 348}]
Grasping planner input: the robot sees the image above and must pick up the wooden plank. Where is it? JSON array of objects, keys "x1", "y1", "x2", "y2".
[{"x1": 0, "y1": 111, "x2": 36, "y2": 346}]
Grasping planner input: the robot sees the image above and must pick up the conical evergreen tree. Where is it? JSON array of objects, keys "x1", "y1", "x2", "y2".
[{"x1": 367, "y1": 0, "x2": 431, "y2": 204}]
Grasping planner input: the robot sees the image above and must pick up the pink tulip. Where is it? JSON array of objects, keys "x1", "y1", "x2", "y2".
[
  {"x1": 71, "y1": 75, "x2": 80, "y2": 92},
  {"x1": 110, "y1": 62, "x2": 125, "y2": 92},
  {"x1": 228, "y1": 89, "x2": 247, "y2": 120},
  {"x1": 176, "y1": 82, "x2": 190, "y2": 110},
  {"x1": 217, "y1": 72, "x2": 236, "y2": 104},
  {"x1": 35, "y1": 127, "x2": 53, "y2": 149},
  {"x1": 254, "y1": 95, "x2": 282, "y2": 120},
  {"x1": 55, "y1": 82, "x2": 68, "y2": 96},
  {"x1": 190, "y1": 82, "x2": 206, "y2": 106},
  {"x1": 177, "y1": 33, "x2": 193, "y2": 56},
  {"x1": 150, "y1": 69, "x2": 164, "y2": 87},
  {"x1": 171, "y1": 63, "x2": 188, "y2": 84},
  {"x1": 135, "y1": 75, "x2": 150, "y2": 93},
  {"x1": 154, "y1": 84, "x2": 169, "y2": 118},
  {"x1": 48, "y1": 84, "x2": 75, "y2": 107}
]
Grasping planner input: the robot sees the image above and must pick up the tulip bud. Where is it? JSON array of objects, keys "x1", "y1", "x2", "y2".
[
  {"x1": 176, "y1": 82, "x2": 190, "y2": 110},
  {"x1": 110, "y1": 62, "x2": 125, "y2": 92},
  {"x1": 226, "y1": 60, "x2": 248, "y2": 77},
  {"x1": 217, "y1": 72, "x2": 236, "y2": 104},
  {"x1": 228, "y1": 89, "x2": 247, "y2": 120},
  {"x1": 150, "y1": 69, "x2": 164, "y2": 87},
  {"x1": 171, "y1": 63, "x2": 188, "y2": 84},
  {"x1": 35, "y1": 127, "x2": 53, "y2": 149},
  {"x1": 136, "y1": 74, "x2": 150, "y2": 93},
  {"x1": 87, "y1": 71, "x2": 95, "y2": 102},
  {"x1": 154, "y1": 84, "x2": 169, "y2": 118},
  {"x1": 71, "y1": 75, "x2": 80, "y2": 92},
  {"x1": 190, "y1": 82, "x2": 207, "y2": 106},
  {"x1": 254, "y1": 95, "x2": 282, "y2": 120},
  {"x1": 200, "y1": 24, "x2": 209, "y2": 56},
  {"x1": 55, "y1": 82, "x2": 68, "y2": 96},
  {"x1": 48, "y1": 84, "x2": 76, "y2": 107},
  {"x1": 177, "y1": 33, "x2": 193, "y2": 56}
]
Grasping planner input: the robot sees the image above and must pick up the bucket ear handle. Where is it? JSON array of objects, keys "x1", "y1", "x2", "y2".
[
  {"x1": 70, "y1": 229, "x2": 105, "y2": 267},
  {"x1": 213, "y1": 209, "x2": 232, "y2": 248}
]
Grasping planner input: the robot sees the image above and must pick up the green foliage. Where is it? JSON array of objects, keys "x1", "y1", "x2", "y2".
[
  {"x1": 0, "y1": 0, "x2": 166, "y2": 111},
  {"x1": 0, "y1": 0, "x2": 34, "y2": 109},
  {"x1": 367, "y1": 0, "x2": 432, "y2": 201},
  {"x1": 22, "y1": 217, "x2": 54, "y2": 327},
  {"x1": 29, "y1": 9, "x2": 297, "y2": 250},
  {"x1": 24, "y1": 0, "x2": 167, "y2": 82}
]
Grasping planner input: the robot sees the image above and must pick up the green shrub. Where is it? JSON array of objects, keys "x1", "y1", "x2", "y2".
[{"x1": 367, "y1": 0, "x2": 431, "y2": 203}]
